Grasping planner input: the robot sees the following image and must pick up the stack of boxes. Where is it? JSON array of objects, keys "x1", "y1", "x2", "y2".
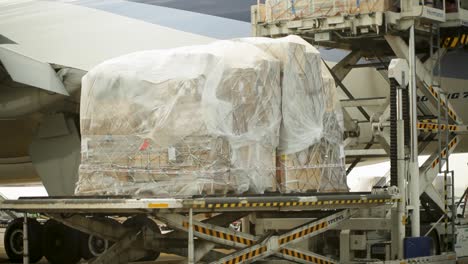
[
  {"x1": 265, "y1": 0, "x2": 393, "y2": 22},
  {"x1": 239, "y1": 36, "x2": 347, "y2": 193},
  {"x1": 75, "y1": 36, "x2": 348, "y2": 197},
  {"x1": 77, "y1": 42, "x2": 281, "y2": 197}
]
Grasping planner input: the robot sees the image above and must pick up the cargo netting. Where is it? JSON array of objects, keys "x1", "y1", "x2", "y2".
[
  {"x1": 261, "y1": 0, "x2": 394, "y2": 22},
  {"x1": 75, "y1": 36, "x2": 348, "y2": 197}
]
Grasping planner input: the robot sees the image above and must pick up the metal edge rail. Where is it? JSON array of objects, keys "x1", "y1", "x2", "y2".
[
  {"x1": 370, "y1": 252, "x2": 457, "y2": 264},
  {"x1": 0, "y1": 193, "x2": 399, "y2": 214}
]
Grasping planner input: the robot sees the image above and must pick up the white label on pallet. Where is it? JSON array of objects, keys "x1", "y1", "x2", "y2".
[
  {"x1": 168, "y1": 146, "x2": 176, "y2": 161},
  {"x1": 456, "y1": 225, "x2": 468, "y2": 257}
]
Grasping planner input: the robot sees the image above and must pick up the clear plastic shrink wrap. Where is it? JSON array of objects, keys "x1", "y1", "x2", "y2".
[
  {"x1": 238, "y1": 36, "x2": 347, "y2": 192},
  {"x1": 75, "y1": 36, "x2": 348, "y2": 197},
  {"x1": 76, "y1": 41, "x2": 282, "y2": 196},
  {"x1": 265, "y1": 0, "x2": 393, "y2": 22}
]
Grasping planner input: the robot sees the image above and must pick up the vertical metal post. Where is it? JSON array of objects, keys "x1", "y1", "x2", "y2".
[
  {"x1": 188, "y1": 208, "x2": 194, "y2": 264},
  {"x1": 444, "y1": 170, "x2": 449, "y2": 252},
  {"x1": 396, "y1": 80, "x2": 406, "y2": 258},
  {"x1": 389, "y1": 60, "x2": 408, "y2": 259},
  {"x1": 340, "y1": 230, "x2": 351, "y2": 263},
  {"x1": 408, "y1": 25, "x2": 420, "y2": 237},
  {"x1": 23, "y1": 213, "x2": 29, "y2": 264},
  {"x1": 451, "y1": 170, "x2": 456, "y2": 250},
  {"x1": 257, "y1": 0, "x2": 261, "y2": 22}
]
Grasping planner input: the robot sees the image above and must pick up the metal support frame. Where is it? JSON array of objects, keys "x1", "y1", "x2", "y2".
[
  {"x1": 90, "y1": 230, "x2": 144, "y2": 264},
  {"x1": 0, "y1": 192, "x2": 400, "y2": 263},
  {"x1": 384, "y1": 35, "x2": 461, "y2": 125},
  {"x1": 49, "y1": 211, "x2": 246, "y2": 263},
  {"x1": 188, "y1": 208, "x2": 194, "y2": 264},
  {"x1": 152, "y1": 209, "x2": 360, "y2": 264},
  {"x1": 388, "y1": 61, "x2": 408, "y2": 259},
  {"x1": 325, "y1": 51, "x2": 363, "y2": 142},
  {"x1": 340, "y1": 97, "x2": 388, "y2": 108},
  {"x1": 378, "y1": 22, "x2": 466, "y2": 243},
  {"x1": 327, "y1": 50, "x2": 379, "y2": 173},
  {"x1": 49, "y1": 214, "x2": 128, "y2": 241},
  {"x1": 417, "y1": 121, "x2": 468, "y2": 133},
  {"x1": 252, "y1": 8, "x2": 384, "y2": 46},
  {"x1": 443, "y1": 170, "x2": 456, "y2": 251},
  {"x1": 384, "y1": 27, "x2": 462, "y2": 240},
  {"x1": 340, "y1": 229, "x2": 351, "y2": 263},
  {"x1": 395, "y1": 86, "x2": 406, "y2": 259},
  {"x1": 48, "y1": 214, "x2": 160, "y2": 264},
  {"x1": 159, "y1": 212, "x2": 244, "y2": 262},
  {"x1": 22, "y1": 213, "x2": 29, "y2": 264},
  {"x1": 344, "y1": 149, "x2": 387, "y2": 157},
  {"x1": 254, "y1": 8, "x2": 463, "y2": 261},
  {"x1": 206, "y1": 210, "x2": 354, "y2": 264},
  {"x1": 156, "y1": 213, "x2": 258, "y2": 250},
  {"x1": 419, "y1": 136, "x2": 459, "y2": 196},
  {"x1": 408, "y1": 25, "x2": 421, "y2": 238},
  {"x1": 419, "y1": 136, "x2": 460, "y2": 216}
]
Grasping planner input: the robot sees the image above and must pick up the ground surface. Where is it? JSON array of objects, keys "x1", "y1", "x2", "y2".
[{"x1": 0, "y1": 228, "x2": 467, "y2": 263}]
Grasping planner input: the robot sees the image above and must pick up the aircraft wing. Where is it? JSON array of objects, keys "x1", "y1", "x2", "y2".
[
  {"x1": 0, "y1": 0, "x2": 217, "y2": 73},
  {"x1": 0, "y1": 0, "x2": 239, "y2": 192},
  {"x1": 0, "y1": 48, "x2": 69, "y2": 95}
]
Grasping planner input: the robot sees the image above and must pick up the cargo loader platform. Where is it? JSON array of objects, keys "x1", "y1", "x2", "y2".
[
  {"x1": 0, "y1": 192, "x2": 408, "y2": 264},
  {"x1": 0, "y1": 192, "x2": 398, "y2": 214},
  {"x1": 0, "y1": 192, "x2": 457, "y2": 264}
]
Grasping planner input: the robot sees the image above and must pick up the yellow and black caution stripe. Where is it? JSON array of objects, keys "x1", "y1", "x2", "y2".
[
  {"x1": 442, "y1": 34, "x2": 468, "y2": 49},
  {"x1": 280, "y1": 248, "x2": 335, "y2": 264},
  {"x1": 221, "y1": 245, "x2": 267, "y2": 264},
  {"x1": 278, "y1": 222, "x2": 327, "y2": 245},
  {"x1": 417, "y1": 120, "x2": 460, "y2": 133},
  {"x1": 431, "y1": 137, "x2": 458, "y2": 169},
  {"x1": 195, "y1": 198, "x2": 397, "y2": 210},
  {"x1": 182, "y1": 221, "x2": 254, "y2": 246},
  {"x1": 426, "y1": 86, "x2": 458, "y2": 122}
]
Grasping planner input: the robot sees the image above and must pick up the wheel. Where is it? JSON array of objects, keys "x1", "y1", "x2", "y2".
[
  {"x1": 123, "y1": 216, "x2": 161, "y2": 261},
  {"x1": 43, "y1": 219, "x2": 81, "y2": 264},
  {"x1": 4, "y1": 218, "x2": 43, "y2": 263},
  {"x1": 421, "y1": 225, "x2": 441, "y2": 255},
  {"x1": 428, "y1": 230, "x2": 441, "y2": 255},
  {"x1": 80, "y1": 217, "x2": 120, "y2": 260}
]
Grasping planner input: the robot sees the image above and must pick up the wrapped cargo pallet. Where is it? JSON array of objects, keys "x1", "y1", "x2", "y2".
[
  {"x1": 75, "y1": 36, "x2": 348, "y2": 197},
  {"x1": 265, "y1": 0, "x2": 393, "y2": 22},
  {"x1": 76, "y1": 41, "x2": 282, "y2": 197},
  {"x1": 238, "y1": 36, "x2": 347, "y2": 192}
]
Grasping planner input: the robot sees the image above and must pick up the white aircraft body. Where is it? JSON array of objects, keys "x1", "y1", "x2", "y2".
[{"x1": 0, "y1": 0, "x2": 467, "y2": 196}]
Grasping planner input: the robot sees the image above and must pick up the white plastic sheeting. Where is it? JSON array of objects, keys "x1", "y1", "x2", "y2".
[
  {"x1": 75, "y1": 36, "x2": 348, "y2": 197},
  {"x1": 238, "y1": 36, "x2": 324, "y2": 155},
  {"x1": 238, "y1": 36, "x2": 347, "y2": 192},
  {"x1": 263, "y1": 0, "x2": 393, "y2": 22},
  {"x1": 77, "y1": 41, "x2": 281, "y2": 196}
]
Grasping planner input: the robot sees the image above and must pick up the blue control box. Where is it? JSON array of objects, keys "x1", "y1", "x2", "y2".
[{"x1": 404, "y1": 236, "x2": 433, "y2": 259}]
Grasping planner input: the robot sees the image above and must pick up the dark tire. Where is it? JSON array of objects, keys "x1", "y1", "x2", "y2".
[
  {"x1": 421, "y1": 225, "x2": 441, "y2": 255},
  {"x1": 43, "y1": 220, "x2": 81, "y2": 264},
  {"x1": 4, "y1": 218, "x2": 43, "y2": 263},
  {"x1": 123, "y1": 216, "x2": 161, "y2": 261},
  {"x1": 80, "y1": 217, "x2": 120, "y2": 260},
  {"x1": 428, "y1": 230, "x2": 441, "y2": 255}
]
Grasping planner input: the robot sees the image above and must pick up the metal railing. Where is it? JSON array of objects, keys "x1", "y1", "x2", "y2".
[{"x1": 259, "y1": 0, "x2": 392, "y2": 22}]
